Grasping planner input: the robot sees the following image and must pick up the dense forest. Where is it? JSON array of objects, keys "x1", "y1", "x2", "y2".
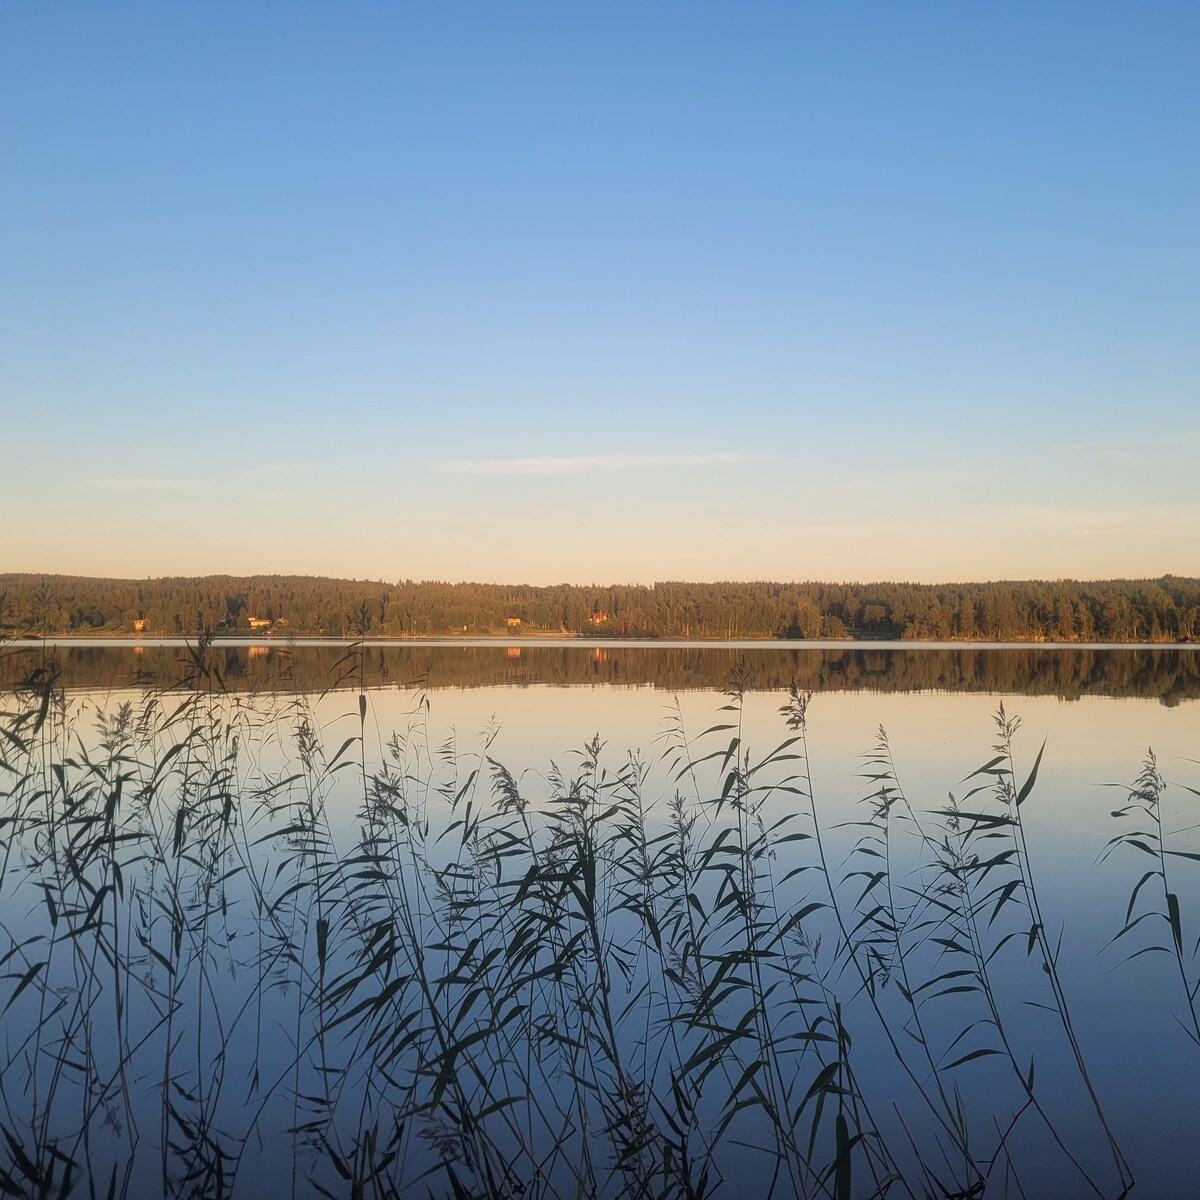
[{"x1": 2, "y1": 573, "x2": 1199, "y2": 643}]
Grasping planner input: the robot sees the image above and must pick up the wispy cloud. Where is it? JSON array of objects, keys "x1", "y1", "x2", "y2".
[
  {"x1": 439, "y1": 451, "x2": 764, "y2": 476},
  {"x1": 235, "y1": 463, "x2": 310, "y2": 478},
  {"x1": 1060, "y1": 430, "x2": 1200, "y2": 457},
  {"x1": 1001, "y1": 502, "x2": 1200, "y2": 535},
  {"x1": 249, "y1": 488, "x2": 302, "y2": 502},
  {"x1": 81, "y1": 477, "x2": 210, "y2": 493}
]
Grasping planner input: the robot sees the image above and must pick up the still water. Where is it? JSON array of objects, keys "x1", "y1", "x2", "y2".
[{"x1": 1, "y1": 641, "x2": 1197, "y2": 1199}]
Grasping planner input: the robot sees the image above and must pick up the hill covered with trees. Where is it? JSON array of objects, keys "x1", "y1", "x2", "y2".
[{"x1": 2, "y1": 574, "x2": 1198, "y2": 643}]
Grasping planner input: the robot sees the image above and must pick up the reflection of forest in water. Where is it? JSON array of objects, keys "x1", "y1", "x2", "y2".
[{"x1": 5, "y1": 642, "x2": 1200, "y2": 704}]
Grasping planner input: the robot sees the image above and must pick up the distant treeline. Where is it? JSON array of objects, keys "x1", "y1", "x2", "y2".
[{"x1": 2, "y1": 573, "x2": 1199, "y2": 642}]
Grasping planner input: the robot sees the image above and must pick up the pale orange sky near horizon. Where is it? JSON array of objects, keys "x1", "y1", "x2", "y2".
[{"x1": 6, "y1": 437, "x2": 1198, "y2": 585}]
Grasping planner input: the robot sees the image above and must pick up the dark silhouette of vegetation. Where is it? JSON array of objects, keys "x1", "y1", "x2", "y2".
[{"x1": 2, "y1": 573, "x2": 1199, "y2": 643}]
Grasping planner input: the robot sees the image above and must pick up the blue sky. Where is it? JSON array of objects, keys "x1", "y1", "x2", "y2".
[{"x1": 3, "y1": 3, "x2": 1197, "y2": 583}]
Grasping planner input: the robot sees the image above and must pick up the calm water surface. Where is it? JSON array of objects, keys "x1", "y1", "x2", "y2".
[
  {"x1": 1, "y1": 642, "x2": 1197, "y2": 1198},
  {"x1": 7, "y1": 638, "x2": 1200, "y2": 703}
]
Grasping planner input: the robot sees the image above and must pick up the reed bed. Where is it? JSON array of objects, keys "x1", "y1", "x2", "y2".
[{"x1": 0, "y1": 641, "x2": 1194, "y2": 1198}]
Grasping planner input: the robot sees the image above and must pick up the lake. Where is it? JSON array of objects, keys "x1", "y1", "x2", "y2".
[{"x1": 1, "y1": 640, "x2": 1197, "y2": 1199}]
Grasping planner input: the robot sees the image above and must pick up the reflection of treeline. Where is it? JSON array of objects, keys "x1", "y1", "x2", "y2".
[
  {"x1": 2, "y1": 573, "x2": 1200, "y2": 642},
  {"x1": 6, "y1": 643, "x2": 1200, "y2": 705}
]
